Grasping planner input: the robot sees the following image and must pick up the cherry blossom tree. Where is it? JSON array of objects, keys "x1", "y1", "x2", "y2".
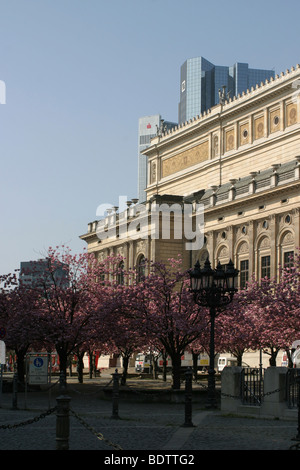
[
  {"x1": 247, "y1": 273, "x2": 298, "y2": 365},
  {"x1": 90, "y1": 259, "x2": 150, "y2": 385},
  {"x1": 225, "y1": 253, "x2": 300, "y2": 367},
  {"x1": 2, "y1": 245, "x2": 299, "y2": 388},
  {"x1": 0, "y1": 272, "x2": 46, "y2": 382},
  {"x1": 137, "y1": 257, "x2": 209, "y2": 389},
  {"x1": 21, "y1": 246, "x2": 102, "y2": 378},
  {"x1": 216, "y1": 291, "x2": 258, "y2": 366}
]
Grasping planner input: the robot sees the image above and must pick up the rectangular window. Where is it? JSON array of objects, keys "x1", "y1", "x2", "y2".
[
  {"x1": 261, "y1": 255, "x2": 271, "y2": 279},
  {"x1": 284, "y1": 251, "x2": 294, "y2": 269},
  {"x1": 240, "y1": 260, "x2": 249, "y2": 288}
]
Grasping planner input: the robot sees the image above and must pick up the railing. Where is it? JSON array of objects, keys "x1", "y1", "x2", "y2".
[
  {"x1": 286, "y1": 368, "x2": 300, "y2": 409},
  {"x1": 241, "y1": 367, "x2": 265, "y2": 406}
]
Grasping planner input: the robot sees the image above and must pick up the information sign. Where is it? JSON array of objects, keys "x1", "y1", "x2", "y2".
[{"x1": 27, "y1": 353, "x2": 49, "y2": 385}]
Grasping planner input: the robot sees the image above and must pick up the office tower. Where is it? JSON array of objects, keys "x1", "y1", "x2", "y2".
[
  {"x1": 138, "y1": 115, "x2": 177, "y2": 203},
  {"x1": 178, "y1": 56, "x2": 275, "y2": 123},
  {"x1": 20, "y1": 259, "x2": 69, "y2": 288}
]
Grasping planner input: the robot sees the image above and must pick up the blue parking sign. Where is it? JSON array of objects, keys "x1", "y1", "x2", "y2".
[{"x1": 33, "y1": 357, "x2": 44, "y2": 368}]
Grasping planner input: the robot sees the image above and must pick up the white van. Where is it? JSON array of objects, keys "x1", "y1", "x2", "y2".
[
  {"x1": 217, "y1": 356, "x2": 238, "y2": 372},
  {"x1": 135, "y1": 353, "x2": 152, "y2": 373},
  {"x1": 292, "y1": 346, "x2": 300, "y2": 367},
  {"x1": 135, "y1": 352, "x2": 171, "y2": 373}
]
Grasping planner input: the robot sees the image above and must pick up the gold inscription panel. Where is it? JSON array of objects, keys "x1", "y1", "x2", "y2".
[{"x1": 162, "y1": 141, "x2": 209, "y2": 178}]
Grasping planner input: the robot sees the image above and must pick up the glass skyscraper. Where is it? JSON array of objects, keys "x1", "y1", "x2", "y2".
[{"x1": 178, "y1": 57, "x2": 275, "y2": 123}]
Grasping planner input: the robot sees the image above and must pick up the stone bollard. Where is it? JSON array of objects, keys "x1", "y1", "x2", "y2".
[
  {"x1": 111, "y1": 368, "x2": 120, "y2": 419},
  {"x1": 262, "y1": 367, "x2": 287, "y2": 418},
  {"x1": 221, "y1": 367, "x2": 243, "y2": 414},
  {"x1": 56, "y1": 371, "x2": 71, "y2": 450},
  {"x1": 182, "y1": 367, "x2": 195, "y2": 427}
]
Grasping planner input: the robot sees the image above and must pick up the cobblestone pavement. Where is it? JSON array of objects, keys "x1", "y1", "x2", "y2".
[{"x1": 0, "y1": 372, "x2": 299, "y2": 455}]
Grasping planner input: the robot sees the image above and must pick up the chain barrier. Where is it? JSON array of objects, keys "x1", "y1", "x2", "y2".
[
  {"x1": 1, "y1": 373, "x2": 299, "y2": 451},
  {"x1": 213, "y1": 380, "x2": 284, "y2": 401},
  {"x1": 0, "y1": 406, "x2": 57, "y2": 430},
  {"x1": 70, "y1": 408, "x2": 123, "y2": 450},
  {"x1": 119, "y1": 375, "x2": 284, "y2": 402},
  {"x1": 219, "y1": 386, "x2": 283, "y2": 400},
  {"x1": 3, "y1": 373, "x2": 293, "y2": 403}
]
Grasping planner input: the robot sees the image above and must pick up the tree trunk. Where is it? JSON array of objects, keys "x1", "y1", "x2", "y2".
[
  {"x1": 269, "y1": 347, "x2": 278, "y2": 367},
  {"x1": 89, "y1": 351, "x2": 94, "y2": 379},
  {"x1": 152, "y1": 356, "x2": 158, "y2": 379},
  {"x1": 68, "y1": 356, "x2": 73, "y2": 377},
  {"x1": 77, "y1": 352, "x2": 84, "y2": 383},
  {"x1": 171, "y1": 352, "x2": 182, "y2": 390},
  {"x1": 162, "y1": 352, "x2": 168, "y2": 382},
  {"x1": 57, "y1": 346, "x2": 68, "y2": 379},
  {"x1": 15, "y1": 347, "x2": 27, "y2": 385},
  {"x1": 236, "y1": 353, "x2": 243, "y2": 367},
  {"x1": 121, "y1": 353, "x2": 130, "y2": 385}
]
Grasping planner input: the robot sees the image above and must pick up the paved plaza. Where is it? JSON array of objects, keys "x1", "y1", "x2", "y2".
[{"x1": 0, "y1": 370, "x2": 299, "y2": 456}]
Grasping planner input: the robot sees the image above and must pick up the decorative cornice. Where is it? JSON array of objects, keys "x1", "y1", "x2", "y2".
[{"x1": 81, "y1": 157, "x2": 300, "y2": 245}]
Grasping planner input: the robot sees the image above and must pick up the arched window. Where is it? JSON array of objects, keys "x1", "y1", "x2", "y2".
[
  {"x1": 236, "y1": 241, "x2": 249, "y2": 289},
  {"x1": 215, "y1": 244, "x2": 229, "y2": 270},
  {"x1": 117, "y1": 261, "x2": 124, "y2": 285},
  {"x1": 279, "y1": 230, "x2": 295, "y2": 270},
  {"x1": 257, "y1": 236, "x2": 271, "y2": 279},
  {"x1": 137, "y1": 255, "x2": 146, "y2": 282}
]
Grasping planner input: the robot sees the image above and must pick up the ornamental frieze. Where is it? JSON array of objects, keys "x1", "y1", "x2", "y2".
[{"x1": 162, "y1": 140, "x2": 209, "y2": 178}]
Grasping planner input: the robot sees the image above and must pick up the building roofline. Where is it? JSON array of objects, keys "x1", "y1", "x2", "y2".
[{"x1": 142, "y1": 64, "x2": 300, "y2": 156}]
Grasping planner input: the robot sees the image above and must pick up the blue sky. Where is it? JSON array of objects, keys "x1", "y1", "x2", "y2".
[{"x1": 0, "y1": 0, "x2": 300, "y2": 274}]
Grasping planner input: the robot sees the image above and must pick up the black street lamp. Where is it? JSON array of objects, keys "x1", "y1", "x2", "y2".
[{"x1": 189, "y1": 258, "x2": 239, "y2": 408}]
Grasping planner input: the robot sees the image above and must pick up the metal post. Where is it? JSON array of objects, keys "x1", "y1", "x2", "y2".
[
  {"x1": 182, "y1": 367, "x2": 195, "y2": 427},
  {"x1": 12, "y1": 367, "x2": 18, "y2": 410},
  {"x1": 111, "y1": 368, "x2": 120, "y2": 419},
  {"x1": 56, "y1": 371, "x2": 71, "y2": 450},
  {"x1": 59, "y1": 370, "x2": 67, "y2": 393},
  {"x1": 207, "y1": 306, "x2": 217, "y2": 408},
  {"x1": 48, "y1": 353, "x2": 51, "y2": 410},
  {"x1": 56, "y1": 395, "x2": 71, "y2": 450}
]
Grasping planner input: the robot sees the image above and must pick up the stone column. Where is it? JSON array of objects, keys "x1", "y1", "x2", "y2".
[{"x1": 269, "y1": 214, "x2": 277, "y2": 279}]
